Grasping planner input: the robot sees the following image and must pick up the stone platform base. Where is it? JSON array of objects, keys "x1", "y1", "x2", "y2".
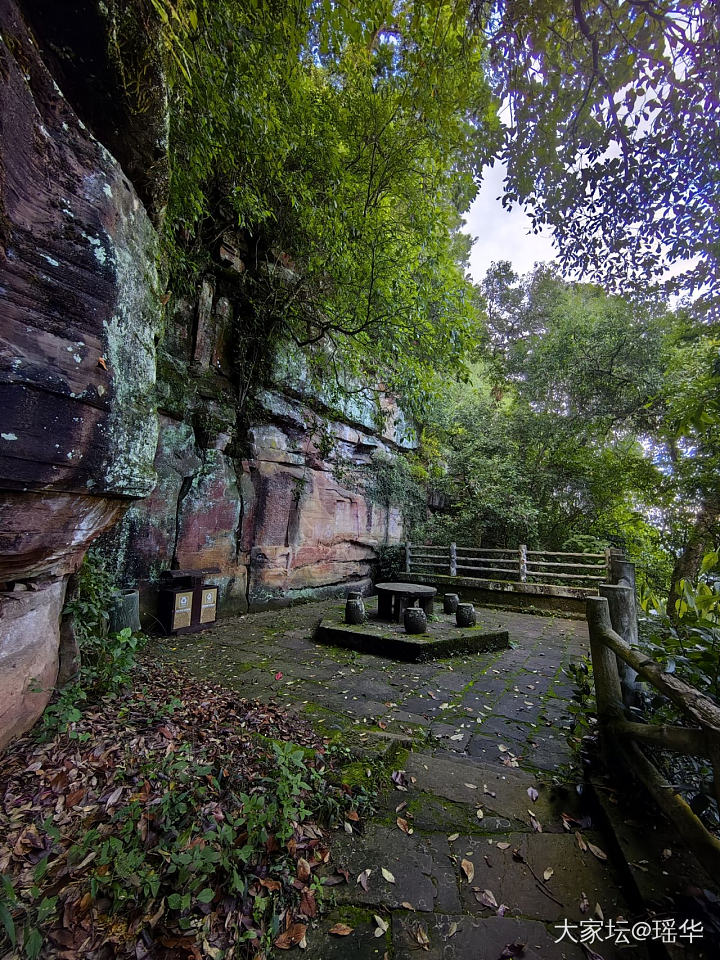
[{"x1": 314, "y1": 612, "x2": 508, "y2": 662}]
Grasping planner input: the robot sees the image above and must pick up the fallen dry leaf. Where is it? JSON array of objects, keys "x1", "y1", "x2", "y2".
[
  {"x1": 448, "y1": 832, "x2": 459, "y2": 842},
  {"x1": 297, "y1": 858, "x2": 311, "y2": 882},
  {"x1": 259, "y1": 878, "x2": 281, "y2": 892},
  {"x1": 587, "y1": 841, "x2": 608, "y2": 862},
  {"x1": 527, "y1": 787, "x2": 539, "y2": 802},
  {"x1": 381, "y1": 867, "x2": 396, "y2": 884},
  {"x1": 357, "y1": 868, "x2": 371, "y2": 891},
  {"x1": 543, "y1": 868, "x2": 554, "y2": 881},
  {"x1": 461, "y1": 859, "x2": 474, "y2": 882},
  {"x1": 329, "y1": 923, "x2": 353, "y2": 936},
  {"x1": 275, "y1": 923, "x2": 308, "y2": 949},
  {"x1": 397, "y1": 817, "x2": 412, "y2": 834},
  {"x1": 476, "y1": 888, "x2": 498, "y2": 909},
  {"x1": 575, "y1": 831, "x2": 588, "y2": 853}
]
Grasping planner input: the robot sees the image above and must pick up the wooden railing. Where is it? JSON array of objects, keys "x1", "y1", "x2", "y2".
[
  {"x1": 587, "y1": 560, "x2": 720, "y2": 878},
  {"x1": 405, "y1": 542, "x2": 610, "y2": 587}
]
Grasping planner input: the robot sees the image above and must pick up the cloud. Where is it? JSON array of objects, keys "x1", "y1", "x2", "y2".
[{"x1": 465, "y1": 163, "x2": 557, "y2": 283}]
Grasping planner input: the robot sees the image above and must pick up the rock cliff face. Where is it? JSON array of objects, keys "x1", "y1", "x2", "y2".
[
  {"x1": 0, "y1": 2, "x2": 410, "y2": 748},
  {"x1": 101, "y1": 316, "x2": 410, "y2": 619},
  {"x1": 0, "y1": 0, "x2": 161, "y2": 747}
]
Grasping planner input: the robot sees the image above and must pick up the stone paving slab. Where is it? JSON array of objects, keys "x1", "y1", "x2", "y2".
[
  {"x1": 404, "y1": 752, "x2": 582, "y2": 831},
  {"x1": 391, "y1": 913, "x2": 589, "y2": 960},
  {"x1": 328, "y1": 824, "x2": 460, "y2": 913},
  {"x1": 147, "y1": 599, "x2": 653, "y2": 958},
  {"x1": 300, "y1": 912, "x2": 389, "y2": 960},
  {"x1": 441, "y1": 831, "x2": 625, "y2": 924}
]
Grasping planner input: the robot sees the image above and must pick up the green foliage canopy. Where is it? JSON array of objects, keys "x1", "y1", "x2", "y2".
[
  {"x1": 150, "y1": 0, "x2": 500, "y2": 414},
  {"x1": 482, "y1": 0, "x2": 720, "y2": 315}
]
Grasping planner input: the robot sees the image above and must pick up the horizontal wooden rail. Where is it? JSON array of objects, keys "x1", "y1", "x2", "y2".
[
  {"x1": 612, "y1": 719, "x2": 710, "y2": 756},
  {"x1": 526, "y1": 560, "x2": 604, "y2": 570},
  {"x1": 405, "y1": 542, "x2": 611, "y2": 588},
  {"x1": 528, "y1": 572, "x2": 605, "y2": 581},
  {"x1": 455, "y1": 546, "x2": 515, "y2": 554},
  {"x1": 459, "y1": 557, "x2": 520, "y2": 565},
  {"x1": 528, "y1": 550, "x2": 606, "y2": 558}
]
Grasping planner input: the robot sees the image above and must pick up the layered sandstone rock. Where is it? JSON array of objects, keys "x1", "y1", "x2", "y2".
[
  {"x1": 102, "y1": 388, "x2": 405, "y2": 621},
  {"x1": 0, "y1": 0, "x2": 161, "y2": 746},
  {"x1": 0, "y1": 1, "x2": 412, "y2": 750}
]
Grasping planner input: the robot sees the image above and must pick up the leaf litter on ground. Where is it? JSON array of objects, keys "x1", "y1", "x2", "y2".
[{"x1": 0, "y1": 663, "x2": 368, "y2": 959}]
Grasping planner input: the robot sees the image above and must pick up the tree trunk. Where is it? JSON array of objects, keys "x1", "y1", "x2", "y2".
[{"x1": 667, "y1": 494, "x2": 720, "y2": 623}]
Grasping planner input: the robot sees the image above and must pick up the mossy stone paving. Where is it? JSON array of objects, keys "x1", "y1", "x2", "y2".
[{"x1": 145, "y1": 599, "x2": 652, "y2": 959}]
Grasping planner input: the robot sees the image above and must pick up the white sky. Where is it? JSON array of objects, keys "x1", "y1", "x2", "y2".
[{"x1": 465, "y1": 162, "x2": 557, "y2": 284}]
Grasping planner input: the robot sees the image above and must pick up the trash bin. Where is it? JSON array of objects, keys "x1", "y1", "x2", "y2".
[{"x1": 158, "y1": 567, "x2": 220, "y2": 634}]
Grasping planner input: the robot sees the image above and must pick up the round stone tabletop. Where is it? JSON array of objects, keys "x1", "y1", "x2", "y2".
[{"x1": 375, "y1": 582, "x2": 437, "y2": 596}]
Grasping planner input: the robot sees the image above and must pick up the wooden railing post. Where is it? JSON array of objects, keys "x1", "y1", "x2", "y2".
[
  {"x1": 586, "y1": 597, "x2": 624, "y2": 760},
  {"x1": 449, "y1": 542, "x2": 457, "y2": 577},
  {"x1": 519, "y1": 544, "x2": 527, "y2": 582},
  {"x1": 405, "y1": 541, "x2": 411, "y2": 574},
  {"x1": 600, "y1": 582, "x2": 640, "y2": 707},
  {"x1": 604, "y1": 546, "x2": 613, "y2": 583}
]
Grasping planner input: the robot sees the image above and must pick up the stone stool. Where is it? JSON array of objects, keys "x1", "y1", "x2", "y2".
[
  {"x1": 404, "y1": 607, "x2": 427, "y2": 634},
  {"x1": 456, "y1": 602, "x2": 476, "y2": 627},
  {"x1": 345, "y1": 597, "x2": 366, "y2": 625},
  {"x1": 443, "y1": 592, "x2": 459, "y2": 614}
]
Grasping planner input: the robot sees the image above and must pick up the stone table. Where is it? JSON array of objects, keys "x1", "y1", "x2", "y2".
[{"x1": 375, "y1": 582, "x2": 437, "y2": 622}]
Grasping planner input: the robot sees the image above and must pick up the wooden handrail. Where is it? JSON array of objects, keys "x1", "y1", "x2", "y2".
[
  {"x1": 526, "y1": 560, "x2": 604, "y2": 569},
  {"x1": 528, "y1": 572, "x2": 605, "y2": 581},
  {"x1": 618, "y1": 739, "x2": 720, "y2": 879},
  {"x1": 455, "y1": 546, "x2": 516, "y2": 554},
  {"x1": 528, "y1": 550, "x2": 606, "y2": 558},
  {"x1": 611, "y1": 719, "x2": 710, "y2": 755},
  {"x1": 405, "y1": 541, "x2": 612, "y2": 587},
  {"x1": 587, "y1": 598, "x2": 720, "y2": 733},
  {"x1": 586, "y1": 595, "x2": 720, "y2": 879}
]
